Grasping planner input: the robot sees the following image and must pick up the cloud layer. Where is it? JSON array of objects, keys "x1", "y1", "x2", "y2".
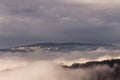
[
  {"x1": 0, "y1": 0, "x2": 120, "y2": 48},
  {"x1": 0, "y1": 48, "x2": 120, "y2": 80}
]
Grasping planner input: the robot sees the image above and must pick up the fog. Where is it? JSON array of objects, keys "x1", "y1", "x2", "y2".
[
  {"x1": 0, "y1": 61, "x2": 114, "y2": 80},
  {"x1": 0, "y1": 48, "x2": 119, "y2": 80}
]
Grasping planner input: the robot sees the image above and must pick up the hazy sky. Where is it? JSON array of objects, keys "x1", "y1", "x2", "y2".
[{"x1": 0, "y1": 0, "x2": 120, "y2": 48}]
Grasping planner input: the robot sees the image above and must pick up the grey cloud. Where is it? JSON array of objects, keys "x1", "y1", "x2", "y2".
[{"x1": 0, "y1": 0, "x2": 120, "y2": 48}]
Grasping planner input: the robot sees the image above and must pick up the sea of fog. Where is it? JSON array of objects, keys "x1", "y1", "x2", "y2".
[{"x1": 0, "y1": 48, "x2": 120, "y2": 80}]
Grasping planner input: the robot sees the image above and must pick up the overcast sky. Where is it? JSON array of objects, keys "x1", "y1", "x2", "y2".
[{"x1": 0, "y1": 0, "x2": 120, "y2": 48}]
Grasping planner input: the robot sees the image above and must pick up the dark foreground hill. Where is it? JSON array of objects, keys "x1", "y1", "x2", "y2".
[
  {"x1": 63, "y1": 59, "x2": 120, "y2": 80},
  {"x1": 63, "y1": 59, "x2": 120, "y2": 69}
]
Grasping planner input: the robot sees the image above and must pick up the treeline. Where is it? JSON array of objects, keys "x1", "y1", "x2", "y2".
[
  {"x1": 63, "y1": 59, "x2": 120, "y2": 80},
  {"x1": 63, "y1": 59, "x2": 120, "y2": 69}
]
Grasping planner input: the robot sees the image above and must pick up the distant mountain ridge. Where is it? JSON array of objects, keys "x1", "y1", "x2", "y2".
[{"x1": 0, "y1": 42, "x2": 120, "y2": 52}]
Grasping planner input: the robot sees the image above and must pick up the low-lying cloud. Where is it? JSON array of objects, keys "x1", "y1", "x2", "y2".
[
  {"x1": 0, "y1": 48, "x2": 120, "y2": 67},
  {"x1": 0, "y1": 48, "x2": 119, "y2": 80},
  {"x1": 0, "y1": 60, "x2": 118, "y2": 80}
]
